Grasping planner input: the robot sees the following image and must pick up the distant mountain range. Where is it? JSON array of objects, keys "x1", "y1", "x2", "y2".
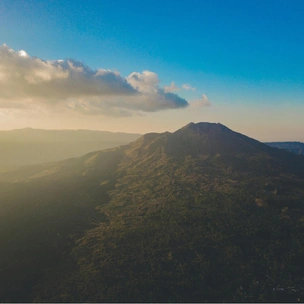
[
  {"x1": 265, "y1": 141, "x2": 304, "y2": 155},
  {"x1": 0, "y1": 128, "x2": 141, "y2": 172},
  {"x1": 1, "y1": 123, "x2": 304, "y2": 302}
]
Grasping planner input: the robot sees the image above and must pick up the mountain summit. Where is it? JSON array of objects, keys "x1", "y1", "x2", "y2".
[
  {"x1": 169, "y1": 121, "x2": 269, "y2": 155},
  {"x1": 125, "y1": 121, "x2": 289, "y2": 161}
]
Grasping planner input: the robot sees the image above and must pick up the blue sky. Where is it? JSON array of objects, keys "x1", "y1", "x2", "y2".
[{"x1": 0, "y1": 0, "x2": 304, "y2": 141}]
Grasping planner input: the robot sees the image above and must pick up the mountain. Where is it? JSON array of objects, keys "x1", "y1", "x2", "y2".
[
  {"x1": 1, "y1": 122, "x2": 304, "y2": 302},
  {"x1": 2, "y1": 122, "x2": 303, "y2": 182},
  {"x1": 0, "y1": 128, "x2": 141, "y2": 172},
  {"x1": 266, "y1": 141, "x2": 304, "y2": 155}
]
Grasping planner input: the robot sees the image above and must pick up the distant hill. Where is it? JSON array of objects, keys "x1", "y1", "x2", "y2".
[
  {"x1": 0, "y1": 128, "x2": 141, "y2": 172},
  {"x1": 265, "y1": 141, "x2": 304, "y2": 155},
  {"x1": 1, "y1": 122, "x2": 304, "y2": 302}
]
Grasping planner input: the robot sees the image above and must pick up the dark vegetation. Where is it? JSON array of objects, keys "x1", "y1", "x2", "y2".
[{"x1": 1, "y1": 122, "x2": 304, "y2": 302}]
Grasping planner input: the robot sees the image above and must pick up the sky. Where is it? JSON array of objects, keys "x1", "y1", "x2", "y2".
[{"x1": 0, "y1": 0, "x2": 304, "y2": 141}]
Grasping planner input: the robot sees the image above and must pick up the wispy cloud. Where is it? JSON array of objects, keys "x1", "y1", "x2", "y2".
[
  {"x1": 0, "y1": 45, "x2": 189, "y2": 116},
  {"x1": 190, "y1": 94, "x2": 211, "y2": 109},
  {"x1": 182, "y1": 83, "x2": 196, "y2": 91},
  {"x1": 164, "y1": 81, "x2": 180, "y2": 93}
]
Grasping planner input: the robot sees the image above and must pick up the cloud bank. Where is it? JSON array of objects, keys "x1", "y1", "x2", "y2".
[{"x1": 0, "y1": 45, "x2": 190, "y2": 116}]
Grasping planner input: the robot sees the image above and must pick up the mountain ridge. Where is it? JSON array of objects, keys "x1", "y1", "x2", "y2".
[{"x1": 1, "y1": 122, "x2": 304, "y2": 182}]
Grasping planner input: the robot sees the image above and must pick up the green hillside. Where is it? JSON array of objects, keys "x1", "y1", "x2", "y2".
[{"x1": 1, "y1": 122, "x2": 304, "y2": 302}]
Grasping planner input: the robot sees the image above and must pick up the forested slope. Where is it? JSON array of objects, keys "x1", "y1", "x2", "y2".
[{"x1": 1, "y1": 123, "x2": 304, "y2": 302}]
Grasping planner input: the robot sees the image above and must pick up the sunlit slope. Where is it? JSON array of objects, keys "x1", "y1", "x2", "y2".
[
  {"x1": 1, "y1": 122, "x2": 304, "y2": 302},
  {"x1": 0, "y1": 146, "x2": 125, "y2": 182}
]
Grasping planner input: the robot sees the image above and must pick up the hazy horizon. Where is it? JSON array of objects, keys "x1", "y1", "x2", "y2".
[
  {"x1": 0, "y1": 123, "x2": 303, "y2": 143},
  {"x1": 0, "y1": 126, "x2": 143, "y2": 135}
]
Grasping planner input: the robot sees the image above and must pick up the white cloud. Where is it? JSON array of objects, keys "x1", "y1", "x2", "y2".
[
  {"x1": 182, "y1": 83, "x2": 196, "y2": 91},
  {"x1": 0, "y1": 45, "x2": 189, "y2": 116},
  {"x1": 190, "y1": 94, "x2": 211, "y2": 109},
  {"x1": 126, "y1": 72, "x2": 188, "y2": 112},
  {"x1": 18, "y1": 50, "x2": 28, "y2": 57},
  {"x1": 127, "y1": 71, "x2": 159, "y2": 93}
]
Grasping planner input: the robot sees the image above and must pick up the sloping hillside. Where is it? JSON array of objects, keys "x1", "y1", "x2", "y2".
[{"x1": 1, "y1": 123, "x2": 304, "y2": 302}]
